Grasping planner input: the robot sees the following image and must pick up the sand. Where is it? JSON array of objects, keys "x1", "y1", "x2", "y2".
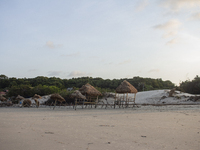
[{"x1": 0, "y1": 105, "x2": 200, "y2": 150}]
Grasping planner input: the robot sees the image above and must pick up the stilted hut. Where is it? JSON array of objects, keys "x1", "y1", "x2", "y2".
[
  {"x1": 50, "y1": 94, "x2": 65, "y2": 110},
  {"x1": 15, "y1": 95, "x2": 25, "y2": 104},
  {"x1": 32, "y1": 94, "x2": 42, "y2": 99},
  {"x1": 70, "y1": 90, "x2": 86, "y2": 110},
  {"x1": 32, "y1": 94, "x2": 42, "y2": 108},
  {"x1": 115, "y1": 80, "x2": 138, "y2": 108},
  {"x1": 79, "y1": 83, "x2": 102, "y2": 108},
  {"x1": 22, "y1": 99, "x2": 32, "y2": 107},
  {"x1": 0, "y1": 95, "x2": 6, "y2": 102}
]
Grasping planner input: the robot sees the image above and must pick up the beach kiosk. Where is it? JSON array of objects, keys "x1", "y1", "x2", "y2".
[{"x1": 115, "y1": 80, "x2": 138, "y2": 108}]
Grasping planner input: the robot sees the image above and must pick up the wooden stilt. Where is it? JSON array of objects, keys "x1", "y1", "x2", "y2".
[
  {"x1": 126, "y1": 93, "x2": 129, "y2": 108},
  {"x1": 75, "y1": 98, "x2": 77, "y2": 110},
  {"x1": 95, "y1": 96, "x2": 98, "y2": 108},
  {"x1": 114, "y1": 93, "x2": 117, "y2": 109},
  {"x1": 53, "y1": 100, "x2": 57, "y2": 110}
]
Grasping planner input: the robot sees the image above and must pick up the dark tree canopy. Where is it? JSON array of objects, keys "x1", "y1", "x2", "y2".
[{"x1": 0, "y1": 74, "x2": 176, "y2": 97}]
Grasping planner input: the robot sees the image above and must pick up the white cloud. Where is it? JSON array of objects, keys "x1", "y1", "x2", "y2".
[
  {"x1": 118, "y1": 60, "x2": 131, "y2": 65},
  {"x1": 154, "y1": 19, "x2": 181, "y2": 31},
  {"x1": 148, "y1": 69, "x2": 160, "y2": 73},
  {"x1": 47, "y1": 71, "x2": 62, "y2": 76},
  {"x1": 154, "y1": 19, "x2": 182, "y2": 44},
  {"x1": 45, "y1": 41, "x2": 55, "y2": 49},
  {"x1": 135, "y1": 0, "x2": 149, "y2": 11},
  {"x1": 161, "y1": 0, "x2": 200, "y2": 12},
  {"x1": 166, "y1": 38, "x2": 180, "y2": 45},
  {"x1": 163, "y1": 31, "x2": 178, "y2": 38},
  {"x1": 45, "y1": 41, "x2": 63, "y2": 49},
  {"x1": 61, "y1": 52, "x2": 80, "y2": 57},
  {"x1": 189, "y1": 12, "x2": 200, "y2": 20},
  {"x1": 68, "y1": 71, "x2": 91, "y2": 77}
]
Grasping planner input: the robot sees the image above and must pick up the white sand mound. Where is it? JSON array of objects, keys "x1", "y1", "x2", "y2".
[{"x1": 106, "y1": 90, "x2": 200, "y2": 105}]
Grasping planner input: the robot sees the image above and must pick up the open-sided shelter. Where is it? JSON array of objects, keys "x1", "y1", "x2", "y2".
[
  {"x1": 79, "y1": 83, "x2": 102, "y2": 107},
  {"x1": 50, "y1": 94, "x2": 65, "y2": 110},
  {"x1": 115, "y1": 80, "x2": 138, "y2": 108},
  {"x1": 70, "y1": 90, "x2": 86, "y2": 110},
  {"x1": 0, "y1": 95, "x2": 6, "y2": 101}
]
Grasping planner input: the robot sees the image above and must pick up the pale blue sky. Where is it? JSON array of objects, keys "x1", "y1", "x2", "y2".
[{"x1": 1, "y1": 0, "x2": 200, "y2": 85}]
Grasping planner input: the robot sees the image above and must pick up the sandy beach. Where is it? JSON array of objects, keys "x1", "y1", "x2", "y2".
[{"x1": 0, "y1": 105, "x2": 200, "y2": 150}]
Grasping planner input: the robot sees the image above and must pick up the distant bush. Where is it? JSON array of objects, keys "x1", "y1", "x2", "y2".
[{"x1": 179, "y1": 75, "x2": 200, "y2": 94}]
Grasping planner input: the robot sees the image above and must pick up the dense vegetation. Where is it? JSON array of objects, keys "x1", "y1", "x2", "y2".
[
  {"x1": 178, "y1": 75, "x2": 200, "y2": 94},
  {"x1": 0, "y1": 74, "x2": 175, "y2": 98}
]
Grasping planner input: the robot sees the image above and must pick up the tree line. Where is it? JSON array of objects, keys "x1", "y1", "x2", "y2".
[
  {"x1": 178, "y1": 75, "x2": 200, "y2": 94},
  {"x1": 0, "y1": 74, "x2": 176, "y2": 98}
]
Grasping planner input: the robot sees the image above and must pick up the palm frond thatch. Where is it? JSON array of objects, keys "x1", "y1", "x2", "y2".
[
  {"x1": 16, "y1": 95, "x2": 25, "y2": 100},
  {"x1": 116, "y1": 80, "x2": 138, "y2": 93},
  {"x1": 50, "y1": 94, "x2": 65, "y2": 102},
  {"x1": 71, "y1": 90, "x2": 86, "y2": 99},
  {"x1": 32, "y1": 94, "x2": 42, "y2": 99},
  {"x1": 79, "y1": 83, "x2": 102, "y2": 96},
  {"x1": 22, "y1": 99, "x2": 32, "y2": 107},
  {"x1": 0, "y1": 95, "x2": 7, "y2": 101}
]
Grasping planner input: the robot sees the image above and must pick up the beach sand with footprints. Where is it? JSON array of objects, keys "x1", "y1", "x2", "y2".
[{"x1": 0, "y1": 105, "x2": 200, "y2": 150}]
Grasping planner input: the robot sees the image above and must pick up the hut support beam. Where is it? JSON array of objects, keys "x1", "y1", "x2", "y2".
[{"x1": 53, "y1": 100, "x2": 57, "y2": 110}]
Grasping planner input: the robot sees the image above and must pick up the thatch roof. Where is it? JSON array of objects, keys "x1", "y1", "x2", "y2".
[
  {"x1": 71, "y1": 90, "x2": 86, "y2": 99},
  {"x1": 22, "y1": 99, "x2": 32, "y2": 107},
  {"x1": 79, "y1": 83, "x2": 102, "y2": 96},
  {"x1": 0, "y1": 95, "x2": 6, "y2": 101},
  {"x1": 50, "y1": 94, "x2": 65, "y2": 102},
  {"x1": 16, "y1": 95, "x2": 25, "y2": 100},
  {"x1": 32, "y1": 94, "x2": 42, "y2": 99},
  {"x1": 116, "y1": 80, "x2": 138, "y2": 94}
]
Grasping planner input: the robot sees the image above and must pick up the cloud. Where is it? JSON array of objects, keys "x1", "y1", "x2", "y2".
[
  {"x1": 163, "y1": 31, "x2": 178, "y2": 38},
  {"x1": 68, "y1": 71, "x2": 91, "y2": 77},
  {"x1": 45, "y1": 41, "x2": 63, "y2": 49},
  {"x1": 118, "y1": 60, "x2": 131, "y2": 65},
  {"x1": 166, "y1": 38, "x2": 179, "y2": 45},
  {"x1": 148, "y1": 69, "x2": 160, "y2": 73},
  {"x1": 135, "y1": 0, "x2": 149, "y2": 11},
  {"x1": 161, "y1": 0, "x2": 200, "y2": 12},
  {"x1": 45, "y1": 41, "x2": 55, "y2": 49},
  {"x1": 47, "y1": 71, "x2": 62, "y2": 76},
  {"x1": 61, "y1": 52, "x2": 80, "y2": 57},
  {"x1": 154, "y1": 19, "x2": 181, "y2": 31},
  {"x1": 154, "y1": 19, "x2": 181, "y2": 44},
  {"x1": 189, "y1": 12, "x2": 200, "y2": 21},
  {"x1": 28, "y1": 69, "x2": 37, "y2": 72}
]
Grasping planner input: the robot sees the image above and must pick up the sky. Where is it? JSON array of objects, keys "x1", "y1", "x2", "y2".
[{"x1": 1, "y1": 0, "x2": 200, "y2": 85}]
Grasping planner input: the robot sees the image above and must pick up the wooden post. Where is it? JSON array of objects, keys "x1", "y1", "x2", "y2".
[
  {"x1": 75, "y1": 98, "x2": 77, "y2": 110},
  {"x1": 127, "y1": 93, "x2": 129, "y2": 108},
  {"x1": 133, "y1": 93, "x2": 136, "y2": 107},
  {"x1": 95, "y1": 96, "x2": 98, "y2": 108},
  {"x1": 53, "y1": 100, "x2": 57, "y2": 110},
  {"x1": 114, "y1": 93, "x2": 117, "y2": 109}
]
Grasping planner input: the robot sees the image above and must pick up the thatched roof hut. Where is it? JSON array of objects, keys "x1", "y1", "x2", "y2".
[
  {"x1": 0, "y1": 95, "x2": 6, "y2": 101},
  {"x1": 22, "y1": 99, "x2": 32, "y2": 107},
  {"x1": 50, "y1": 94, "x2": 65, "y2": 110},
  {"x1": 50, "y1": 94, "x2": 65, "y2": 102},
  {"x1": 32, "y1": 94, "x2": 42, "y2": 99},
  {"x1": 115, "y1": 80, "x2": 138, "y2": 108},
  {"x1": 71, "y1": 90, "x2": 86, "y2": 99},
  {"x1": 16, "y1": 95, "x2": 25, "y2": 101},
  {"x1": 79, "y1": 83, "x2": 102, "y2": 96},
  {"x1": 116, "y1": 80, "x2": 138, "y2": 94}
]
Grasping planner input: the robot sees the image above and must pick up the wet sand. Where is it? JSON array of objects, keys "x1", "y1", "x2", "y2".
[{"x1": 0, "y1": 105, "x2": 200, "y2": 150}]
